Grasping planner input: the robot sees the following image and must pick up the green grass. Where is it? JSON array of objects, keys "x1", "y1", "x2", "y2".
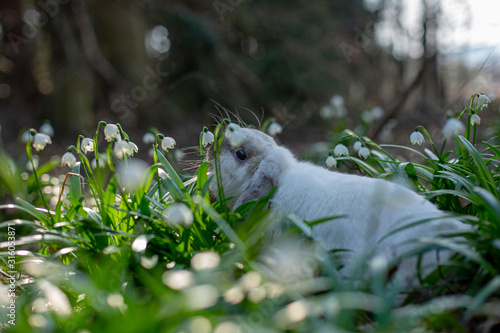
[{"x1": 1, "y1": 95, "x2": 500, "y2": 332}]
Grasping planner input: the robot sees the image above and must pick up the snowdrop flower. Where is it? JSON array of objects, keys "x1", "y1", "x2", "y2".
[
  {"x1": 161, "y1": 137, "x2": 176, "y2": 151},
  {"x1": 61, "y1": 152, "x2": 76, "y2": 167},
  {"x1": 191, "y1": 251, "x2": 220, "y2": 271},
  {"x1": 91, "y1": 156, "x2": 106, "y2": 169},
  {"x1": 225, "y1": 123, "x2": 246, "y2": 147},
  {"x1": 128, "y1": 141, "x2": 138, "y2": 156},
  {"x1": 410, "y1": 131, "x2": 424, "y2": 145},
  {"x1": 21, "y1": 131, "x2": 34, "y2": 143},
  {"x1": 143, "y1": 132, "x2": 156, "y2": 144},
  {"x1": 39, "y1": 123, "x2": 54, "y2": 137},
  {"x1": 81, "y1": 138, "x2": 94, "y2": 154},
  {"x1": 201, "y1": 131, "x2": 215, "y2": 147},
  {"x1": 333, "y1": 144, "x2": 349, "y2": 157},
  {"x1": 477, "y1": 93, "x2": 491, "y2": 110},
  {"x1": 470, "y1": 114, "x2": 481, "y2": 126},
  {"x1": 114, "y1": 140, "x2": 133, "y2": 159},
  {"x1": 371, "y1": 106, "x2": 384, "y2": 120},
  {"x1": 319, "y1": 105, "x2": 334, "y2": 119},
  {"x1": 358, "y1": 147, "x2": 370, "y2": 159},
  {"x1": 163, "y1": 203, "x2": 194, "y2": 228},
  {"x1": 32, "y1": 133, "x2": 52, "y2": 151},
  {"x1": 326, "y1": 155, "x2": 337, "y2": 168},
  {"x1": 330, "y1": 95, "x2": 344, "y2": 108},
  {"x1": 361, "y1": 110, "x2": 375, "y2": 123},
  {"x1": 104, "y1": 124, "x2": 121, "y2": 142},
  {"x1": 267, "y1": 122, "x2": 283, "y2": 136},
  {"x1": 353, "y1": 141, "x2": 362, "y2": 152},
  {"x1": 442, "y1": 118, "x2": 465, "y2": 139},
  {"x1": 117, "y1": 159, "x2": 149, "y2": 192}
]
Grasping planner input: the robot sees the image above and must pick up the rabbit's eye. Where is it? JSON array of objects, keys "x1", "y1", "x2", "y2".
[{"x1": 235, "y1": 149, "x2": 247, "y2": 161}]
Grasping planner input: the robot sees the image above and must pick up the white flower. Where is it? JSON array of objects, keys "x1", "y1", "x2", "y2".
[
  {"x1": 361, "y1": 110, "x2": 375, "y2": 123},
  {"x1": 470, "y1": 114, "x2": 481, "y2": 126},
  {"x1": 371, "y1": 106, "x2": 384, "y2": 120},
  {"x1": 163, "y1": 203, "x2": 194, "y2": 228},
  {"x1": 442, "y1": 118, "x2": 465, "y2": 139},
  {"x1": 333, "y1": 144, "x2": 349, "y2": 157},
  {"x1": 91, "y1": 156, "x2": 106, "y2": 169},
  {"x1": 128, "y1": 141, "x2": 139, "y2": 156},
  {"x1": 410, "y1": 131, "x2": 424, "y2": 145},
  {"x1": 330, "y1": 95, "x2": 344, "y2": 107},
  {"x1": 267, "y1": 122, "x2": 283, "y2": 136},
  {"x1": 161, "y1": 137, "x2": 176, "y2": 151},
  {"x1": 191, "y1": 251, "x2": 220, "y2": 271},
  {"x1": 117, "y1": 159, "x2": 149, "y2": 192},
  {"x1": 114, "y1": 140, "x2": 133, "y2": 159},
  {"x1": 319, "y1": 105, "x2": 334, "y2": 119},
  {"x1": 477, "y1": 93, "x2": 491, "y2": 110},
  {"x1": 32, "y1": 133, "x2": 52, "y2": 151},
  {"x1": 104, "y1": 124, "x2": 121, "y2": 142},
  {"x1": 81, "y1": 138, "x2": 94, "y2": 154},
  {"x1": 225, "y1": 124, "x2": 246, "y2": 147},
  {"x1": 201, "y1": 131, "x2": 215, "y2": 147},
  {"x1": 61, "y1": 152, "x2": 76, "y2": 167},
  {"x1": 326, "y1": 156, "x2": 337, "y2": 168},
  {"x1": 353, "y1": 141, "x2": 362, "y2": 152},
  {"x1": 358, "y1": 147, "x2": 370, "y2": 159},
  {"x1": 143, "y1": 132, "x2": 156, "y2": 144},
  {"x1": 39, "y1": 123, "x2": 54, "y2": 137},
  {"x1": 21, "y1": 131, "x2": 34, "y2": 143}
]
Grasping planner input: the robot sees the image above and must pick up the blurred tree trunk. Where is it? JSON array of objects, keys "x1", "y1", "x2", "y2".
[
  {"x1": 0, "y1": 0, "x2": 40, "y2": 126},
  {"x1": 420, "y1": 0, "x2": 445, "y2": 115}
]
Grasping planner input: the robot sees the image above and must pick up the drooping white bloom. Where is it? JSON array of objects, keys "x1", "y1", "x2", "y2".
[
  {"x1": 191, "y1": 251, "x2": 220, "y2": 271},
  {"x1": 353, "y1": 141, "x2": 362, "y2": 152},
  {"x1": 361, "y1": 110, "x2": 375, "y2": 123},
  {"x1": 104, "y1": 124, "x2": 121, "y2": 142},
  {"x1": 39, "y1": 123, "x2": 54, "y2": 137},
  {"x1": 358, "y1": 147, "x2": 370, "y2": 159},
  {"x1": 81, "y1": 138, "x2": 94, "y2": 154},
  {"x1": 470, "y1": 114, "x2": 481, "y2": 126},
  {"x1": 163, "y1": 203, "x2": 194, "y2": 228},
  {"x1": 326, "y1": 156, "x2": 337, "y2": 168},
  {"x1": 201, "y1": 131, "x2": 215, "y2": 147},
  {"x1": 225, "y1": 123, "x2": 246, "y2": 147},
  {"x1": 21, "y1": 131, "x2": 34, "y2": 143},
  {"x1": 61, "y1": 152, "x2": 76, "y2": 167},
  {"x1": 162, "y1": 270, "x2": 194, "y2": 290},
  {"x1": 477, "y1": 93, "x2": 491, "y2": 110},
  {"x1": 117, "y1": 158, "x2": 149, "y2": 192},
  {"x1": 320, "y1": 105, "x2": 334, "y2": 119},
  {"x1": 371, "y1": 106, "x2": 384, "y2": 120},
  {"x1": 32, "y1": 133, "x2": 52, "y2": 151},
  {"x1": 267, "y1": 122, "x2": 283, "y2": 136},
  {"x1": 114, "y1": 140, "x2": 133, "y2": 159},
  {"x1": 410, "y1": 131, "x2": 424, "y2": 145},
  {"x1": 161, "y1": 137, "x2": 176, "y2": 151},
  {"x1": 142, "y1": 132, "x2": 156, "y2": 144},
  {"x1": 333, "y1": 144, "x2": 349, "y2": 157},
  {"x1": 442, "y1": 118, "x2": 465, "y2": 139},
  {"x1": 91, "y1": 155, "x2": 106, "y2": 169},
  {"x1": 128, "y1": 141, "x2": 139, "y2": 156},
  {"x1": 330, "y1": 95, "x2": 344, "y2": 107}
]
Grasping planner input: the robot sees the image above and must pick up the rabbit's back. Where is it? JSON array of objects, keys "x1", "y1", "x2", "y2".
[{"x1": 273, "y1": 162, "x2": 450, "y2": 253}]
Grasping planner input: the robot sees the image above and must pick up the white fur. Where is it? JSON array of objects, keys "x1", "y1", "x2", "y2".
[{"x1": 211, "y1": 128, "x2": 469, "y2": 284}]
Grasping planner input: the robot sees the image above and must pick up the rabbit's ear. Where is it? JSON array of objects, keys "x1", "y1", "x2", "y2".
[{"x1": 233, "y1": 147, "x2": 291, "y2": 208}]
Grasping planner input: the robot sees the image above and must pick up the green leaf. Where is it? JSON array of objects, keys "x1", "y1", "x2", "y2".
[
  {"x1": 459, "y1": 136, "x2": 498, "y2": 197},
  {"x1": 69, "y1": 162, "x2": 83, "y2": 201},
  {"x1": 465, "y1": 276, "x2": 500, "y2": 318}
]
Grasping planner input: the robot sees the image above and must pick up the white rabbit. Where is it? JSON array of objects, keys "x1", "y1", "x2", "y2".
[{"x1": 210, "y1": 126, "x2": 470, "y2": 284}]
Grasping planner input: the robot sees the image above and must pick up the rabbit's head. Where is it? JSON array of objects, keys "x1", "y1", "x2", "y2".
[{"x1": 209, "y1": 126, "x2": 296, "y2": 210}]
